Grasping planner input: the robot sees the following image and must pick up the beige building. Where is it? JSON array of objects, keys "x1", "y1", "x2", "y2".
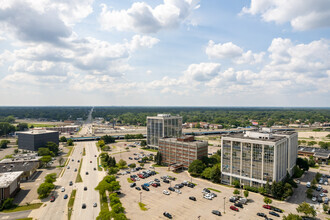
[
  {"x1": 158, "y1": 136, "x2": 208, "y2": 168},
  {"x1": 0, "y1": 171, "x2": 23, "y2": 204}
]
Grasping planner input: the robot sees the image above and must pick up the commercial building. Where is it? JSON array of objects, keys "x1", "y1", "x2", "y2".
[
  {"x1": 17, "y1": 130, "x2": 59, "y2": 151},
  {"x1": 45, "y1": 125, "x2": 79, "y2": 134},
  {"x1": 147, "y1": 114, "x2": 182, "y2": 149},
  {"x1": 298, "y1": 146, "x2": 330, "y2": 163},
  {"x1": 158, "y1": 136, "x2": 208, "y2": 168},
  {"x1": 221, "y1": 128, "x2": 298, "y2": 187},
  {"x1": 0, "y1": 171, "x2": 23, "y2": 203}
]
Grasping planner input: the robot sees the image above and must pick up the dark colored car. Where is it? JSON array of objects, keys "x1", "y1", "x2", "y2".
[
  {"x1": 168, "y1": 187, "x2": 175, "y2": 192},
  {"x1": 131, "y1": 178, "x2": 136, "y2": 182},
  {"x1": 230, "y1": 206, "x2": 239, "y2": 211},
  {"x1": 163, "y1": 212, "x2": 172, "y2": 219},
  {"x1": 94, "y1": 168, "x2": 96, "y2": 171},
  {"x1": 269, "y1": 211, "x2": 280, "y2": 217},
  {"x1": 82, "y1": 203, "x2": 86, "y2": 209},
  {"x1": 212, "y1": 210, "x2": 221, "y2": 216},
  {"x1": 257, "y1": 213, "x2": 266, "y2": 217},
  {"x1": 84, "y1": 186, "x2": 87, "y2": 191},
  {"x1": 85, "y1": 172, "x2": 89, "y2": 175},
  {"x1": 234, "y1": 203, "x2": 243, "y2": 208},
  {"x1": 229, "y1": 198, "x2": 236, "y2": 203},
  {"x1": 323, "y1": 189, "x2": 328, "y2": 193},
  {"x1": 271, "y1": 207, "x2": 283, "y2": 213},
  {"x1": 142, "y1": 185, "x2": 149, "y2": 191},
  {"x1": 189, "y1": 196, "x2": 196, "y2": 201},
  {"x1": 163, "y1": 179, "x2": 170, "y2": 183},
  {"x1": 64, "y1": 194, "x2": 68, "y2": 199},
  {"x1": 187, "y1": 183, "x2": 195, "y2": 188},
  {"x1": 130, "y1": 183, "x2": 136, "y2": 188},
  {"x1": 69, "y1": 181, "x2": 73, "y2": 186},
  {"x1": 50, "y1": 196, "x2": 55, "y2": 202},
  {"x1": 203, "y1": 188, "x2": 211, "y2": 193},
  {"x1": 135, "y1": 186, "x2": 141, "y2": 191},
  {"x1": 154, "y1": 178, "x2": 160, "y2": 182}
]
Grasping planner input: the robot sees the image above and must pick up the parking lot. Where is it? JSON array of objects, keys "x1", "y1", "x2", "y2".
[{"x1": 107, "y1": 142, "x2": 328, "y2": 220}]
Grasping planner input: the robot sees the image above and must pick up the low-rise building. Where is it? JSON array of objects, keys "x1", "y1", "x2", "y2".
[
  {"x1": 45, "y1": 125, "x2": 79, "y2": 134},
  {"x1": 0, "y1": 157, "x2": 40, "y2": 181},
  {"x1": 0, "y1": 171, "x2": 23, "y2": 203},
  {"x1": 158, "y1": 136, "x2": 208, "y2": 168},
  {"x1": 298, "y1": 146, "x2": 330, "y2": 163},
  {"x1": 17, "y1": 130, "x2": 59, "y2": 151}
]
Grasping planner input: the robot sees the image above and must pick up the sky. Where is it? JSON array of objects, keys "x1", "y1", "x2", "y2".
[{"x1": 0, "y1": 0, "x2": 329, "y2": 107}]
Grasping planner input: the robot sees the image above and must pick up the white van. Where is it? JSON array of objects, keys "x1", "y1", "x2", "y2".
[{"x1": 306, "y1": 182, "x2": 311, "y2": 188}]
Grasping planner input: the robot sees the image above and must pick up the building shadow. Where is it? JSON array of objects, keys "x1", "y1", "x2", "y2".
[{"x1": 13, "y1": 189, "x2": 31, "y2": 204}]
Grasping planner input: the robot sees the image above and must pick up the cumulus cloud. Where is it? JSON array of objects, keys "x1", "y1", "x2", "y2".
[
  {"x1": 184, "y1": 62, "x2": 221, "y2": 81},
  {"x1": 241, "y1": 0, "x2": 330, "y2": 30},
  {"x1": 99, "y1": 0, "x2": 200, "y2": 33},
  {"x1": 206, "y1": 40, "x2": 264, "y2": 64}
]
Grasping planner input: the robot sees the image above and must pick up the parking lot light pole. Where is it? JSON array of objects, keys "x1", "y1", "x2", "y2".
[{"x1": 223, "y1": 197, "x2": 226, "y2": 214}]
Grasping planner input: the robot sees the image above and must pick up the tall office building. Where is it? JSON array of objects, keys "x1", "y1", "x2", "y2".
[
  {"x1": 147, "y1": 114, "x2": 182, "y2": 149},
  {"x1": 159, "y1": 136, "x2": 208, "y2": 168},
  {"x1": 221, "y1": 128, "x2": 298, "y2": 187},
  {"x1": 17, "y1": 130, "x2": 59, "y2": 151}
]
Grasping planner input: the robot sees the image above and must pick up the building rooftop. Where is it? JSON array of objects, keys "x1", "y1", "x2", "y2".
[
  {"x1": 222, "y1": 132, "x2": 286, "y2": 143},
  {"x1": 0, "y1": 161, "x2": 39, "y2": 173},
  {"x1": 0, "y1": 171, "x2": 23, "y2": 188},
  {"x1": 159, "y1": 136, "x2": 207, "y2": 145},
  {"x1": 147, "y1": 114, "x2": 182, "y2": 119},
  {"x1": 17, "y1": 130, "x2": 59, "y2": 135}
]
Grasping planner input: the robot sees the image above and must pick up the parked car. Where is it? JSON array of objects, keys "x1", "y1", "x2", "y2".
[
  {"x1": 163, "y1": 190, "x2": 170, "y2": 195},
  {"x1": 168, "y1": 187, "x2": 175, "y2": 192},
  {"x1": 257, "y1": 213, "x2": 266, "y2": 217},
  {"x1": 323, "y1": 189, "x2": 328, "y2": 193},
  {"x1": 85, "y1": 172, "x2": 89, "y2": 175},
  {"x1": 61, "y1": 187, "x2": 65, "y2": 192},
  {"x1": 320, "y1": 193, "x2": 326, "y2": 197},
  {"x1": 312, "y1": 196, "x2": 317, "y2": 202},
  {"x1": 324, "y1": 197, "x2": 329, "y2": 204},
  {"x1": 69, "y1": 181, "x2": 73, "y2": 186},
  {"x1": 74, "y1": 168, "x2": 77, "y2": 172},
  {"x1": 64, "y1": 194, "x2": 68, "y2": 199},
  {"x1": 163, "y1": 212, "x2": 172, "y2": 219},
  {"x1": 94, "y1": 168, "x2": 96, "y2": 171},
  {"x1": 234, "y1": 202, "x2": 243, "y2": 208},
  {"x1": 163, "y1": 179, "x2": 170, "y2": 183},
  {"x1": 84, "y1": 186, "x2": 87, "y2": 191},
  {"x1": 50, "y1": 196, "x2": 55, "y2": 202},
  {"x1": 318, "y1": 196, "x2": 323, "y2": 203},
  {"x1": 142, "y1": 185, "x2": 149, "y2": 191},
  {"x1": 263, "y1": 205, "x2": 271, "y2": 209},
  {"x1": 212, "y1": 210, "x2": 221, "y2": 216},
  {"x1": 175, "y1": 189, "x2": 181, "y2": 194},
  {"x1": 203, "y1": 188, "x2": 211, "y2": 193},
  {"x1": 230, "y1": 206, "x2": 239, "y2": 211},
  {"x1": 67, "y1": 166, "x2": 70, "y2": 169},
  {"x1": 271, "y1": 207, "x2": 283, "y2": 213},
  {"x1": 130, "y1": 183, "x2": 136, "y2": 188},
  {"x1": 93, "y1": 203, "x2": 97, "y2": 207},
  {"x1": 269, "y1": 211, "x2": 280, "y2": 217},
  {"x1": 187, "y1": 183, "x2": 195, "y2": 188},
  {"x1": 189, "y1": 196, "x2": 196, "y2": 201},
  {"x1": 135, "y1": 187, "x2": 141, "y2": 191},
  {"x1": 306, "y1": 182, "x2": 311, "y2": 188},
  {"x1": 82, "y1": 203, "x2": 86, "y2": 209}
]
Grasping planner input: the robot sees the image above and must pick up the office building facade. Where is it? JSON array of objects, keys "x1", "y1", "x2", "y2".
[
  {"x1": 221, "y1": 129, "x2": 298, "y2": 187},
  {"x1": 17, "y1": 130, "x2": 59, "y2": 151},
  {"x1": 158, "y1": 136, "x2": 208, "y2": 168},
  {"x1": 147, "y1": 114, "x2": 182, "y2": 148}
]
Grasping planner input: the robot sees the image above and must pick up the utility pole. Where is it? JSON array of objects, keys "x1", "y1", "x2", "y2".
[{"x1": 223, "y1": 197, "x2": 226, "y2": 214}]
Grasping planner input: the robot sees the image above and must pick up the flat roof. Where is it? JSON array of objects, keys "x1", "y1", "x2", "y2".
[
  {"x1": 159, "y1": 137, "x2": 207, "y2": 145},
  {"x1": 0, "y1": 171, "x2": 23, "y2": 188},
  {"x1": 222, "y1": 133, "x2": 286, "y2": 143},
  {"x1": 298, "y1": 146, "x2": 330, "y2": 156},
  {"x1": 17, "y1": 130, "x2": 58, "y2": 135},
  {"x1": 0, "y1": 161, "x2": 39, "y2": 173}
]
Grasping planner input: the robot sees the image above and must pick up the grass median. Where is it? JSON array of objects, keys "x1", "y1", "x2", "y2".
[
  {"x1": 141, "y1": 148, "x2": 158, "y2": 152},
  {"x1": 68, "y1": 189, "x2": 76, "y2": 220},
  {"x1": 97, "y1": 156, "x2": 102, "y2": 171},
  {"x1": 75, "y1": 158, "x2": 83, "y2": 183},
  {"x1": 1, "y1": 203, "x2": 43, "y2": 213},
  {"x1": 83, "y1": 147, "x2": 86, "y2": 156},
  {"x1": 207, "y1": 188, "x2": 221, "y2": 193}
]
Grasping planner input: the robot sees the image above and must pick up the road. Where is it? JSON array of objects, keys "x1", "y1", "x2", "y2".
[
  {"x1": 0, "y1": 210, "x2": 31, "y2": 220},
  {"x1": 71, "y1": 141, "x2": 105, "y2": 220}
]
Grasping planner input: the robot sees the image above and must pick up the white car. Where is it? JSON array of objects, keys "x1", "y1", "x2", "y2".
[
  {"x1": 312, "y1": 196, "x2": 317, "y2": 202},
  {"x1": 320, "y1": 193, "x2": 326, "y2": 197},
  {"x1": 325, "y1": 182, "x2": 329, "y2": 185},
  {"x1": 163, "y1": 190, "x2": 170, "y2": 195},
  {"x1": 61, "y1": 187, "x2": 65, "y2": 192},
  {"x1": 175, "y1": 189, "x2": 181, "y2": 194}
]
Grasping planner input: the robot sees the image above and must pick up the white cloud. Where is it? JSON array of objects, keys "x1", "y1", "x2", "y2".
[
  {"x1": 242, "y1": 0, "x2": 330, "y2": 30},
  {"x1": 184, "y1": 62, "x2": 221, "y2": 82},
  {"x1": 206, "y1": 40, "x2": 264, "y2": 64},
  {"x1": 129, "y1": 35, "x2": 160, "y2": 51},
  {"x1": 99, "y1": 0, "x2": 200, "y2": 33}
]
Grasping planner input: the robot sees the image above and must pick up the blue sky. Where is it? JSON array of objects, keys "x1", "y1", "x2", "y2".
[{"x1": 0, "y1": 0, "x2": 329, "y2": 106}]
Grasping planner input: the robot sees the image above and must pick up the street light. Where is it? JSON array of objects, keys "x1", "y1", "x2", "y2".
[{"x1": 223, "y1": 197, "x2": 226, "y2": 214}]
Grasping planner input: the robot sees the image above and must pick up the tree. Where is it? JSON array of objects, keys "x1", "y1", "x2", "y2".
[
  {"x1": 112, "y1": 203, "x2": 125, "y2": 214},
  {"x1": 306, "y1": 188, "x2": 313, "y2": 199},
  {"x1": 233, "y1": 189, "x2": 240, "y2": 196},
  {"x1": 140, "y1": 140, "x2": 147, "y2": 147},
  {"x1": 155, "y1": 152, "x2": 162, "y2": 165},
  {"x1": 40, "y1": 156, "x2": 52, "y2": 167},
  {"x1": 0, "y1": 122, "x2": 16, "y2": 136},
  {"x1": 0, "y1": 140, "x2": 10, "y2": 149},
  {"x1": 108, "y1": 167, "x2": 119, "y2": 175},
  {"x1": 244, "y1": 190, "x2": 249, "y2": 199},
  {"x1": 308, "y1": 157, "x2": 316, "y2": 167},
  {"x1": 46, "y1": 142, "x2": 59, "y2": 155},
  {"x1": 140, "y1": 163, "x2": 145, "y2": 168},
  {"x1": 14, "y1": 149, "x2": 19, "y2": 154},
  {"x1": 296, "y1": 202, "x2": 316, "y2": 217},
  {"x1": 210, "y1": 164, "x2": 221, "y2": 183},
  {"x1": 101, "y1": 135, "x2": 115, "y2": 144},
  {"x1": 307, "y1": 141, "x2": 317, "y2": 146},
  {"x1": 323, "y1": 204, "x2": 329, "y2": 212},
  {"x1": 16, "y1": 123, "x2": 28, "y2": 131},
  {"x1": 59, "y1": 136, "x2": 67, "y2": 142},
  {"x1": 0, "y1": 198, "x2": 15, "y2": 210},
  {"x1": 38, "y1": 148, "x2": 54, "y2": 157},
  {"x1": 67, "y1": 139, "x2": 73, "y2": 146},
  {"x1": 45, "y1": 173, "x2": 57, "y2": 183},
  {"x1": 201, "y1": 167, "x2": 212, "y2": 179},
  {"x1": 232, "y1": 179, "x2": 240, "y2": 188},
  {"x1": 282, "y1": 213, "x2": 302, "y2": 220},
  {"x1": 37, "y1": 182, "x2": 55, "y2": 198},
  {"x1": 282, "y1": 183, "x2": 293, "y2": 198},
  {"x1": 58, "y1": 157, "x2": 64, "y2": 166},
  {"x1": 128, "y1": 163, "x2": 136, "y2": 169},
  {"x1": 188, "y1": 160, "x2": 206, "y2": 175},
  {"x1": 117, "y1": 159, "x2": 127, "y2": 169},
  {"x1": 263, "y1": 197, "x2": 272, "y2": 205}
]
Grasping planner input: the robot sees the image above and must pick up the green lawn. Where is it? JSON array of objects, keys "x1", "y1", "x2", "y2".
[
  {"x1": 75, "y1": 158, "x2": 83, "y2": 183},
  {"x1": 83, "y1": 147, "x2": 86, "y2": 156},
  {"x1": 100, "y1": 192, "x2": 109, "y2": 211},
  {"x1": 16, "y1": 218, "x2": 33, "y2": 220},
  {"x1": 152, "y1": 164, "x2": 166, "y2": 167},
  {"x1": 1, "y1": 203, "x2": 43, "y2": 213},
  {"x1": 68, "y1": 189, "x2": 76, "y2": 220},
  {"x1": 139, "y1": 202, "x2": 148, "y2": 211},
  {"x1": 28, "y1": 123, "x2": 56, "y2": 128},
  {"x1": 97, "y1": 156, "x2": 103, "y2": 171},
  {"x1": 207, "y1": 188, "x2": 221, "y2": 193}
]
